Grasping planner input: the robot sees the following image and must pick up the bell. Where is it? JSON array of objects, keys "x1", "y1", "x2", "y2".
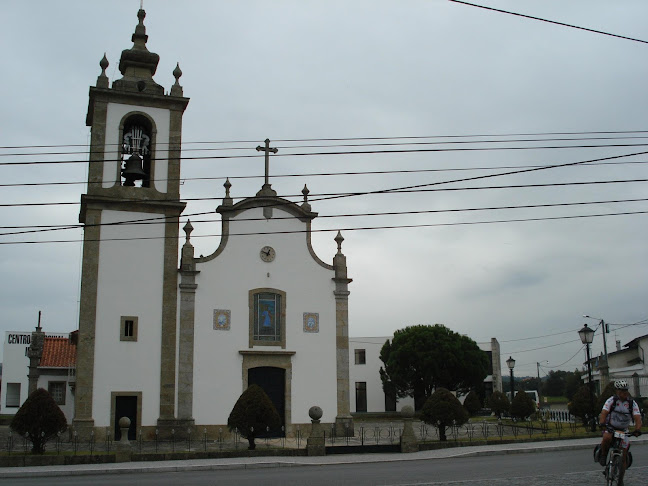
[{"x1": 122, "y1": 153, "x2": 147, "y2": 186}]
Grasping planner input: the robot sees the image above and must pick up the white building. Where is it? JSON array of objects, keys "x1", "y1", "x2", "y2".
[
  {"x1": 72, "y1": 7, "x2": 352, "y2": 441},
  {"x1": 1, "y1": 329, "x2": 76, "y2": 422},
  {"x1": 349, "y1": 336, "x2": 501, "y2": 413}
]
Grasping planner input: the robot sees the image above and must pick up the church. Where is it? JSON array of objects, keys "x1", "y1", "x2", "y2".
[{"x1": 72, "y1": 7, "x2": 352, "y2": 440}]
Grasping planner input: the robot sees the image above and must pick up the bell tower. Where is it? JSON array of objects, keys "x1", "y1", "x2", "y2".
[{"x1": 74, "y1": 8, "x2": 189, "y2": 438}]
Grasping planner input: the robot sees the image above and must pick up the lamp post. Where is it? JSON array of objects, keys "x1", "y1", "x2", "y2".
[
  {"x1": 584, "y1": 315, "x2": 609, "y2": 387},
  {"x1": 578, "y1": 323, "x2": 596, "y2": 432},
  {"x1": 506, "y1": 356, "x2": 516, "y2": 403}
]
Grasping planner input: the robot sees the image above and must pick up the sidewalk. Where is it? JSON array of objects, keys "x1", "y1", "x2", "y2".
[{"x1": 4, "y1": 436, "x2": 643, "y2": 479}]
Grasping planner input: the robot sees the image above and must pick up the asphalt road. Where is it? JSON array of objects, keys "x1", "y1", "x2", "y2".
[{"x1": 2, "y1": 444, "x2": 647, "y2": 486}]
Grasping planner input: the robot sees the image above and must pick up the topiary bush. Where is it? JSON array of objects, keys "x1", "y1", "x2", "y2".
[
  {"x1": 10, "y1": 388, "x2": 67, "y2": 454},
  {"x1": 227, "y1": 384, "x2": 281, "y2": 450},
  {"x1": 569, "y1": 385, "x2": 597, "y2": 426},
  {"x1": 420, "y1": 388, "x2": 468, "y2": 441},
  {"x1": 510, "y1": 391, "x2": 536, "y2": 420},
  {"x1": 486, "y1": 390, "x2": 510, "y2": 419},
  {"x1": 463, "y1": 390, "x2": 482, "y2": 416}
]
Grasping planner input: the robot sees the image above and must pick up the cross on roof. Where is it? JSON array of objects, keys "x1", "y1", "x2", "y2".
[{"x1": 256, "y1": 138, "x2": 278, "y2": 187}]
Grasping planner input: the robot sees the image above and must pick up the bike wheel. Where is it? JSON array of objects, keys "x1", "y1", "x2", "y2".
[{"x1": 608, "y1": 454, "x2": 622, "y2": 486}]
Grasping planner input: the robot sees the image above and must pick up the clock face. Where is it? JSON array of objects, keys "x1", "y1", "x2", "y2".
[{"x1": 260, "y1": 246, "x2": 276, "y2": 262}]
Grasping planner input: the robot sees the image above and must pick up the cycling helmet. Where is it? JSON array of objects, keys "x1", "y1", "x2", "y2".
[{"x1": 614, "y1": 379, "x2": 629, "y2": 390}]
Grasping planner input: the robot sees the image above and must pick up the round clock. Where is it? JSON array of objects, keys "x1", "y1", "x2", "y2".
[{"x1": 260, "y1": 246, "x2": 276, "y2": 262}]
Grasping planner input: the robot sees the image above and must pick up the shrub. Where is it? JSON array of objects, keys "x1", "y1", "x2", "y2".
[
  {"x1": 463, "y1": 390, "x2": 482, "y2": 416},
  {"x1": 10, "y1": 388, "x2": 67, "y2": 454},
  {"x1": 227, "y1": 384, "x2": 281, "y2": 450},
  {"x1": 596, "y1": 382, "x2": 616, "y2": 412},
  {"x1": 420, "y1": 388, "x2": 468, "y2": 441},
  {"x1": 568, "y1": 385, "x2": 597, "y2": 426},
  {"x1": 486, "y1": 391, "x2": 510, "y2": 419},
  {"x1": 510, "y1": 391, "x2": 536, "y2": 420}
]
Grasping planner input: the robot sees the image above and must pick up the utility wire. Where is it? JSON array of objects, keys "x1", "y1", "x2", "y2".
[
  {"x1": 1, "y1": 160, "x2": 647, "y2": 189},
  {"x1": 449, "y1": 0, "x2": 648, "y2": 45},
  {"x1": 5, "y1": 135, "x2": 648, "y2": 158},
  {"x1": 4, "y1": 130, "x2": 648, "y2": 151},
  {"x1": 1, "y1": 210, "x2": 646, "y2": 245},
  {"x1": 3, "y1": 142, "x2": 648, "y2": 167},
  {"x1": 2, "y1": 179, "x2": 647, "y2": 208},
  {"x1": 3, "y1": 197, "x2": 646, "y2": 236}
]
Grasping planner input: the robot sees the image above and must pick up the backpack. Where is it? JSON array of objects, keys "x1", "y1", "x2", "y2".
[{"x1": 609, "y1": 394, "x2": 636, "y2": 417}]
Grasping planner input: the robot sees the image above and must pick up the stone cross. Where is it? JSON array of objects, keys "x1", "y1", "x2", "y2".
[{"x1": 256, "y1": 139, "x2": 278, "y2": 186}]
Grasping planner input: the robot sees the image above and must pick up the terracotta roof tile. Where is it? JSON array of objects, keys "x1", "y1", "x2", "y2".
[{"x1": 40, "y1": 337, "x2": 76, "y2": 368}]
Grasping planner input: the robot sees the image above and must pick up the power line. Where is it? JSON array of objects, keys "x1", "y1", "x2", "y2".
[
  {"x1": 4, "y1": 129, "x2": 648, "y2": 150},
  {"x1": 3, "y1": 142, "x2": 648, "y2": 167},
  {"x1": 5, "y1": 134, "x2": 648, "y2": 158},
  {"x1": 449, "y1": 0, "x2": 648, "y2": 45},
  {"x1": 1, "y1": 209, "x2": 646, "y2": 246},
  {"x1": 3, "y1": 179, "x2": 648, "y2": 208},
  {"x1": 3, "y1": 197, "x2": 647, "y2": 236},
  {"x1": 1, "y1": 159, "x2": 647, "y2": 189}
]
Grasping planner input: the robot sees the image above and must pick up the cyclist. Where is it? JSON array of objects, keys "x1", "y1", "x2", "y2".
[{"x1": 598, "y1": 379, "x2": 642, "y2": 475}]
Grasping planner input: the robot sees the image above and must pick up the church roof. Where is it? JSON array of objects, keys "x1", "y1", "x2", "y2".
[{"x1": 40, "y1": 336, "x2": 76, "y2": 368}]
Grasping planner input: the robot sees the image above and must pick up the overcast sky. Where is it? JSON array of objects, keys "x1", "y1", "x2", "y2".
[{"x1": 1, "y1": 0, "x2": 647, "y2": 377}]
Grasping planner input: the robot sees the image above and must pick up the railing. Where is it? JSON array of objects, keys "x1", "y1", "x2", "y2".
[{"x1": 0, "y1": 413, "x2": 599, "y2": 457}]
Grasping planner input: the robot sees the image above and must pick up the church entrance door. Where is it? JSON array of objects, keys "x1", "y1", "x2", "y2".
[
  {"x1": 248, "y1": 366, "x2": 285, "y2": 437},
  {"x1": 114, "y1": 395, "x2": 137, "y2": 440}
]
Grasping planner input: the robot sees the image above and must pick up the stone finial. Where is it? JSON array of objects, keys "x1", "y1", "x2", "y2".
[
  {"x1": 222, "y1": 178, "x2": 233, "y2": 206},
  {"x1": 334, "y1": 231, "x2": 344, "y2": 254},
  {"x1": 97, "y1": 53, "x2": 109, "y2": 88},
  {"x1": 301, "y1": 184, "x2": 311, "y2": 212},
  {"x1": 170, "y1": 62, "x2": 183, "y2": 96},
  {"x1": 183, "y1": 220, "x2": 193, "y2": 243}
]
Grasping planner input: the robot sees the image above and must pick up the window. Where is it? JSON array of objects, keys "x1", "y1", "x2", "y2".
[
  {"x1": 48, "y1": 382, "x2": 66, "y2": 405},
  {"x1": 249, "y1": 289, "x2": 286, "y2": 348},
  {"x1": 354, "y1": 349, "x2": 366, "y2": 365},
  {"x1": 355, "y1": 382, "x2": 367, "y2": 412},
  {"x1": 120, "y1": 316, "x2": 138, "y2": 342},
  {"x1": 6, "y1": 383, "x2": 21, "y2": 408}
]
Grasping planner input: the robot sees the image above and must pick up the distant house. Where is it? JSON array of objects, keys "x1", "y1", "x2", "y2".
[
  {"x1": 1, "y1": 329, "x2": 76, "y2": 422},
  {"x1": 585, "y1": 333, "x2": 648, "y2": 400},
  {"x1": 349, "y1": 336, "x2": 502, "y2": 413}
]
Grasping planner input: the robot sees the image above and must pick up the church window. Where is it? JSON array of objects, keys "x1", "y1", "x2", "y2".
[
  {"x1": 355, "y1": 382, "x2": 367, "y2": 412},
  {"x1": 120, "y1": 316, "x2": 138, "y2": 342},
  {"x1": 249, "y1": 289, "x2": 286, "y2": 348},
  {"x1": 354, "y1": 349, "x2": 366, "y2": 365},
  {"x1": 6, "y1": 383, "x2": 21, "y2": 408},
  {"x1": 120, "y1": 115, "x2": 153, "y2": 188},
  {"x1": 48, "y1": 381, "x2": 66, "y2": 405}
]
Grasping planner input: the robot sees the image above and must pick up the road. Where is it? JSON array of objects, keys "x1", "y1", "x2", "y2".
[{"x1": 1, "y1": 444, "x2": 647, "y2": 486}]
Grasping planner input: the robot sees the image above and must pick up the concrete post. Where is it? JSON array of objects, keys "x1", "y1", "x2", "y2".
[{"x1": 400, "y1": 405, "x2": 419, "y2": 453}]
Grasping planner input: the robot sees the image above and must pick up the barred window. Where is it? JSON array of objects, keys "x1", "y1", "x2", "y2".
[
  {"x1": 5, "y1": 383, "x2": 20, "y2": 408},
  {"x1": 48, "y1": 382, "x2": 66, "y2": 405}
]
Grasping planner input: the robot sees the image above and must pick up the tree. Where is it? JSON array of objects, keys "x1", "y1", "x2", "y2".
[
  {"x1": 564, "y1": 369, "x2": 583, "y2": 400},
  {"x1": 542, "y1": 370, "x2": 568, "y2": 397},
  {"x1": 596, "y1": 382, "x2": 616, "y2": 412},
  {"x1": 486, "y1": 390, "x2": 510, "y2": 419},
  {"x1": 10, "y1": 388, "x2": 67, "y2": 454},
  {"x1": 420, "y1": 388, "x2": 468, "y2": 441},
  {"x1": 379, "y1": 324, "x2": 489, "y2": 410},
  {"x1": 510, "y1": 391, "x2": 536, "y2": 420},
  {"x1": 227, "y1": 384, "x2": 281, "y2": 450},
  {"x1": 463, "y1": 390, "x2": 482, "y2": 416},
  {"x1": 569, "y1": 385, "x2": 597, "y2": 426}
]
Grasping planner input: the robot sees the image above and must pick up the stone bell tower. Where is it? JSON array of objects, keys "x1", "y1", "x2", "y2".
[{"x1": 73, "y1": 8, "x2": 189, "y2": 439}]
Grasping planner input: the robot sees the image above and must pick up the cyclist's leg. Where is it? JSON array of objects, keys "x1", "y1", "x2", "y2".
[{"x1": 600, "y1": 431, "x2": 613, "y2": 466}]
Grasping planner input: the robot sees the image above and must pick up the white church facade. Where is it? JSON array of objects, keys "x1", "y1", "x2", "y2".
[{"x1": 71, "y1": 8, "x2": 352, "y2": 440}]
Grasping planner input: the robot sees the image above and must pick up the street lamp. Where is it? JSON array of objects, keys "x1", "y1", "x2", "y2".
[
  {"x1": 584, "y1": 315, "x2": 609, "y2": 386},
  {"x1": 506, "y1": 356, "x2": 516, "y2": 402},
  {"x1": 578, "y1": 324, "x2": 596, "y2": 432}
]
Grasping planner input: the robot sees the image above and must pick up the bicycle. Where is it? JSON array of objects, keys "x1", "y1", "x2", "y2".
[{"x1": 599, "y1": 427, "x2": 641, "y2": 486}]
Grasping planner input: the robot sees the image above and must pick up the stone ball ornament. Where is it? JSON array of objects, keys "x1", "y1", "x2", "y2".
[
  {"x1": 118, "y1": 416, "x2": 131, "y2": 429},
  {"x1": 309, "y1": 406, "x2": 323, "y2": 421},
  {"x1": 401, "y1": 405, "x2": 414, "y2": 418}
]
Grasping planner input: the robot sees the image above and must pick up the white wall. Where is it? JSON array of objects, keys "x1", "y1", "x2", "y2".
[
  {"x1": 92, "y1": 209, "x2": 165, "y2": 427},
  {"x1": 1, "y1": 331, "x2": 31, "y2": 414},
  {"x1": 191, "y1": 206, "x2": 339, "y2": 425}
]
